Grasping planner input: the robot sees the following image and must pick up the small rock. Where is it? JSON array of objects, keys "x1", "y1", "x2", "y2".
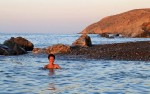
[{"x1": 72, "y1": 34, "x2": 92, "y2": 47}]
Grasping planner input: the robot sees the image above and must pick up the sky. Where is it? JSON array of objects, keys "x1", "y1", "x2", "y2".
[{"x1": 0, "y1": 0, "x2": 150, "y2": 34}]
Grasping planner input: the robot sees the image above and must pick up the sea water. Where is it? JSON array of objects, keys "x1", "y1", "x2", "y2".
[{"x1": 0, "y1": 33, "x2": 150, "y2": 94}]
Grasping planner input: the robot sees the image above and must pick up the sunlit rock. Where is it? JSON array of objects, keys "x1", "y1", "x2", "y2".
[
  {"x1": 72, "y1": 34, "x2": 92, "y2": 47},
  {"x1": 80, "y1": 8, "x2": 150, "y2": 38},
  {"x1": 46, "y1": 44, "x2": 71, "y2": 54}
]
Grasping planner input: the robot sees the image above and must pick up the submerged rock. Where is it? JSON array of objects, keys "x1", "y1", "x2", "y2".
[{"x1": 72, "y1": 34, "x2": 92, "y2": 47}]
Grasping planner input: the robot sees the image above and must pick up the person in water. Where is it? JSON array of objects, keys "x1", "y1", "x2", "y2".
[{"x1": 44, "y1": 54, "x2": 61, "y2": 69}]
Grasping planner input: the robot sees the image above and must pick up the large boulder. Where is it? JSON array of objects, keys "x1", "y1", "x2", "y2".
[
  {"x1": 4, "y1": 37, "x2": 34, "y2": 51},
  {"x1": 72, "y1": 34, "x2": 92, "y2": 47},
  {"x1": 45, "y1": 44, "x2": 71, "y2": 54},
  {"x1": 80, "y1": 8, "x2": 150, "y2": 37},
  {"x1": 3, "y1": 39, "x2": 26, "y2": 55}
]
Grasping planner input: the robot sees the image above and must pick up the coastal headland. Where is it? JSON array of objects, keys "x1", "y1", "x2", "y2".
[{"x1": 80, "y1": 8, "x2": 150, "y2": 38}]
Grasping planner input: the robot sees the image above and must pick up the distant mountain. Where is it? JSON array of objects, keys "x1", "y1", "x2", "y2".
[{"x1": 80, "y1": 8, "x2": 150, "y2": 37}]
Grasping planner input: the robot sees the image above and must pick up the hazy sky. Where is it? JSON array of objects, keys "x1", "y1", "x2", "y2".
[{"x1": 0, "y1": 0, "x2": 150, "y2": 34}]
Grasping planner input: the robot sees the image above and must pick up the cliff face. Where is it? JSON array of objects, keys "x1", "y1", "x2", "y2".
[{"x1": 80, "y1": 8, "x2": 150, "y2": 37}]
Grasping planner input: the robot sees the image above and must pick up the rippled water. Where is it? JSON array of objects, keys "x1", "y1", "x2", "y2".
[{"x1": 0, "y1": 33, "x2": 150, "y2": 94}]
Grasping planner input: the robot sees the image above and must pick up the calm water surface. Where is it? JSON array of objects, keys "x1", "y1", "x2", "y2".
[{"x1": 0, "y1": 33, "x2": 150, "y2": 94}]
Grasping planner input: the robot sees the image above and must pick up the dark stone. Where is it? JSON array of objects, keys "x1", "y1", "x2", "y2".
[
  {"x1": 3, "y1": 39, "x2": 27, "y2": 55},
  {"x1": 3, "y1": 37, "x2": 34, "y2": 51},
  {"x1": 0, "y1": 44, "x2": 10, "y2": 55},
  {"x1": 12, "y1": 43, "x2": 26, "y2": 55}
]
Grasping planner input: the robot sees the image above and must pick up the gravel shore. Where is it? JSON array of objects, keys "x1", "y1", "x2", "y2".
[{"x1": 65, "y1": 41, "x2": 150, "y2": 61}]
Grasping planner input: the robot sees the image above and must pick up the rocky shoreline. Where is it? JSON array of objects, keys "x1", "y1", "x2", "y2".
[
  {"x1": 1, "y1": 35, "x2": 150, "y2": 61},
  {"x1": 64, "y1": 41, "x2": 150, "y2": 61}
]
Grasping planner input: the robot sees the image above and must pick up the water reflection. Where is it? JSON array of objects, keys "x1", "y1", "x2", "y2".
[
  {"x1": 48, "y1": 69, "x2": 55, "y2": 76},
  {"x1": 47, "y1": 83, "x2": 56, "y2": 90},
  {"x1": 47, "y1": 69, "x2": 56, "y2": 91}
]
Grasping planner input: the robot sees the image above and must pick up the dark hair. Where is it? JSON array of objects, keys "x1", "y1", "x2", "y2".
[{"x1": 48, "y1": 54, "x2": 55, "y2": 60}]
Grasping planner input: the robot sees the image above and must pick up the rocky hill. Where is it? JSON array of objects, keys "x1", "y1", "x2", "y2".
[{"x1": 80, "y1": 8, "x2": 150, "y2": 37}]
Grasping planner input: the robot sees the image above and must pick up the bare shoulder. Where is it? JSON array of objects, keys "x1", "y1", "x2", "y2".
[
  {"x1": 54, "y1": 64, "x2": 61, "y2": 69},
  {"x1": 44, "y1": 64, "x2": 48, "y2": 68}
]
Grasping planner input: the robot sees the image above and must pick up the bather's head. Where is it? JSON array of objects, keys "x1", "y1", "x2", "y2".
[{"x1": 48, "y1": 54, "x2": 55, "y2": 64}]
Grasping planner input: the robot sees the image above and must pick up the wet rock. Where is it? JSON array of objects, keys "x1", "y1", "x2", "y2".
[
  {"x1": 45, "y1": 44, "x2": 71, "y2": 54},
  {"x1": 0, "y1": 44, "x2": 9, "y2": 55},
  {"x1": 72, "y1": 34, "x2": 92, "y2": 47},
  {"x1": 3, "y1": 40, "x2": 26, "y2": 55},
  {"x1": 0, "y1": 44, "x2": 9, "y2": 49},
  {"x1": 4, "y1": 37, "x2": 34, "y2": 51},
  {"x1": 0, "y1": 42, "x2": 26, "y2": 55},
  {"x1": 12, "y1": 43, "x2": 26, "y2": 55}
]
